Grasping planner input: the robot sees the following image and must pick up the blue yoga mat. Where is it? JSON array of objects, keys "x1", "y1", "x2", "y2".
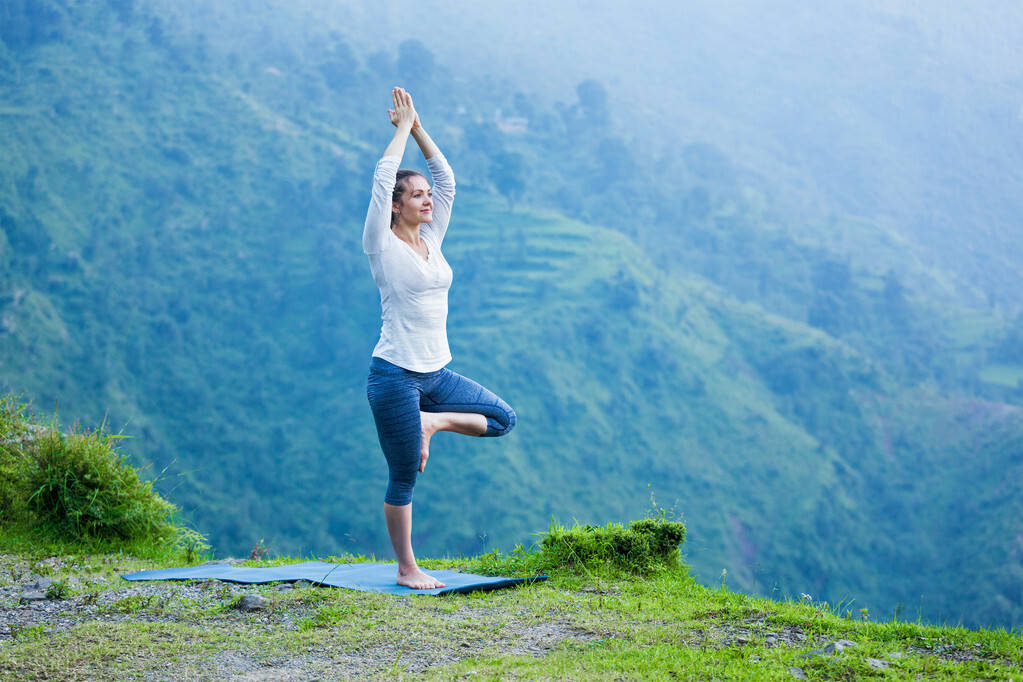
[{"x1": 122, "y1": 561, "x2": 546, "y2": 596}]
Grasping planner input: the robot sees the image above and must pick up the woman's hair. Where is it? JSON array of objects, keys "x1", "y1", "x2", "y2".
[{"x1": 392, "y1": 169, "x2": 427, "y2": 224}]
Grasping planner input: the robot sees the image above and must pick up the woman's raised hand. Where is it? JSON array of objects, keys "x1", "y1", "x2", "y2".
[{"x1": 388, "y1": 87, "x2": 418, "y2": 130}]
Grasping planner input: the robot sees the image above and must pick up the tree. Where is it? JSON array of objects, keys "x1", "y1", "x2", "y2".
[
  {"x1": 397, "y1": 39, "x2": 434, "y2": 84},
  {"x1": 812, "y1": 258, "x2": 852, "y2": 293},
  {"x1": 0, "y1": 0, "x2": 65, "y2": 50},
  {"x1": 595, "y1": 136, "x2": 636, "y2": 185},
  {"x1": 682, "y1": 143, "x2": 736, "y2": 187},
  {"x1": 107, "y1": 0, "x2": 134, "y2": 23},
  {"x1": 880, "y1": 268, "x2": 910, "y2": 328},
  {"x1": 147, "y1": 17, "x2": 165, "y2": 47},
  {"x1": 490, "y1": 151, "x2": 525, "y2": 208},
  {"x1": 319, "y1": 41, "x2": 357, "y2": 92},
  {"x1": 575, "y1": 79, "x2": 609, "y2": 127},
  {"x1": 992, "y1": 315, "x2": 1023, "y2": 364}
]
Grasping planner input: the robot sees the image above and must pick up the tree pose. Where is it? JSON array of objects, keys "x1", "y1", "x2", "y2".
[{"x1": 363, "y1": 87, "x2": 516, "y2": 589}]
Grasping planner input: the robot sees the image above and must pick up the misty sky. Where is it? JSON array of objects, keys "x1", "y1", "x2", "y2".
[
  {"x1": 163, "y1": 0, "x2": 1023, "y2": 306},
  {"x1": 337, "y1": 0, "x2": 1023, "y2": 302}
]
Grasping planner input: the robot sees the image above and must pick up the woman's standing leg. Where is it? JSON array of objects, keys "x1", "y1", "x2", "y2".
[
  {"x1": 382, "y1": 502, "x2": 442, "y2": 588},
  {"x1": 368, "y1": 361, "x2": 516, "y2": 588},
  {"x1": 367, "y1": 359, "x2": 446, "y2": 589}
]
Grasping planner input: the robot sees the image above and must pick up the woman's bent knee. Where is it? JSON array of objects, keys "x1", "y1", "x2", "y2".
[{"x1": 485, "y1": 404, "x2": 516, "y2": 437}]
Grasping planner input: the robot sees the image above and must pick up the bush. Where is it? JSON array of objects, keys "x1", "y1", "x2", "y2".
[
  {"x1": 472, "y1": 515, "x2": 688, "y2": 577},
  {"x1": 1, "y1": 394, "x2": 207, "y2": 557},
  {"x1": 0, "y1": 395, "x2": 36, "y2": 521},
  {"x1": 24, "y1": 427, "x2": 180, "y2": 542},
  {"x1": 540, "y1": 517, "x2": 687, "y2": 574},
  {"x1": 629, "y1": 517, "x2": 688, "y2": 558}
]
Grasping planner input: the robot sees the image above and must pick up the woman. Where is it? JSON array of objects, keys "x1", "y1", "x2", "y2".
[{"x1": 364, "y1": 87, "x2": 516, "y2": 589}]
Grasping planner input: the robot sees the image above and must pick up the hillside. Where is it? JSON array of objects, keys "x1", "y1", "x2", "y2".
[
  {"x1": 0, "y1": 408, "x2": 1019, "y2": 682},
  {"x1": 3, "y1": 549, "x2": 1023, "y2": 680},
  {"x1": 2, "y1": 0, "x2": 1022, "y2": 631}
]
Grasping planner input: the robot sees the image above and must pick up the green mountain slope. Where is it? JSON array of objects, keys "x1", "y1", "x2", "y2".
[{"x1": 2, "y1": 0, "x2": 1022, "y2": 630}]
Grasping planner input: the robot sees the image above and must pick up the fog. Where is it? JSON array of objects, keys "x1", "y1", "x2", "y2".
[{"x1": 324, "y1": 0, "x2": 1023, "y2": 307}]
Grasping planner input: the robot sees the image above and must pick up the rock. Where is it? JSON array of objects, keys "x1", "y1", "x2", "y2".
[
  {"x1": 787, "y1": 666, "x2": 807, "y2": 679},
  {"x1": 801, "y1": 638, "x2": 859, "y2": 658},
  {"x1": 236, "y1": 594, "x2": 269, "y2": 611},
  {"x1": 201, "y1": 558, "x2": 244, "y2": 566},
  {"x1": 292, "y1": 580, "x2": 313, "y2": 589},
  {"x1": 27, "y1": 577, "x2": 52, "y2": 591},
  {"x1": 822, "y1": 639, "x2": 858, "y2": 654},
  {"x1": 887, "y1": 651, "x2": 905, "y2": 659},
  {"x1": 275, "y1": 583, "x2": 294, "y2": 591},
  {"x1": 19, "y1": 590, "x2": 47, "y2": 604},
  {"x1": 867, "y1": 658, "x2": 890, "y2": 669}
]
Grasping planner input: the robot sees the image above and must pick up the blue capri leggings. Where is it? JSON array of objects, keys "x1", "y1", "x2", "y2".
[{"x1": 367, "y1": 356, "x2": 516, "y2": 506}]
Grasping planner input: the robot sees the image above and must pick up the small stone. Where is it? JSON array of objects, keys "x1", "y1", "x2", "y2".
[
  {"x1": 867, "y1": 658, "x2": 890, "y2": 669},
  {"x1": 787, "y1": 666, "x2": 807, "y2": 679},
  {"x1": 887, "y1": 651, "x2": 905, "y2": 659},
  {"x1": 276, "y1": 583, "x2": 294, "y2": 591},
  {"x1": 29, "y1": 577, "x2": 52, "y2": 591},
  {"x1": 201, "y1": 558, "x2": 244, "y2": 566},
  {"x1": 237, "y1": 594, "x2": 269, "y2": 611},
  {"x1": 292, "y1": 580, "x2": 313, "y2": 589},
  {"x1": 19, "y1": 591, "x2": 47, "y2": 603},
  {"x1": 822, "y1": 639, "x2": 858, "y2": 654}
]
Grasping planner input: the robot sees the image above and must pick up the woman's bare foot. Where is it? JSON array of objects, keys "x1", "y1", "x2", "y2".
[
  {"x1": 419, "y1": 411, "x2": 444, "y2": 472},
  {"x1": 397, "y1": 567, "x2": 446, "y2": 589},
  {"x1": 418, "y1": 411, "x2": 487, "y2": 472}
]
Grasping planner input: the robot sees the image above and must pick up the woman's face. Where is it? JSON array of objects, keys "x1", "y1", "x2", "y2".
[{"x1": 393, "y1": 175, "x2": 433, "y2": 226}]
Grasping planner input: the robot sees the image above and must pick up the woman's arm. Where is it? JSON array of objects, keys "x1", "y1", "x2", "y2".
[
  {"x1": 408, "y1": 107, "x2": 455, "y2": 243},
  {"x1": 362, "y1": 89, "x2": 417, "y2": 254},
  {"x1": 410, "y1": 124, "x2": 440, "y2": 160},
  {"x1": 422, "y1": 142, "x2": 455, "y2": 244}
]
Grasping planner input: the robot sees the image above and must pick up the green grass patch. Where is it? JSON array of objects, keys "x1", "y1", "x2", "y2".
[
  {"x1": 467, "y1": 516, "x2": 687, "y2": 579},
  {"x1": 0, "y1": 394, "x2": 208, "y2": 562},
  {"x1": 0, "y1": 541, "x2": 1019, "y2": 680}
]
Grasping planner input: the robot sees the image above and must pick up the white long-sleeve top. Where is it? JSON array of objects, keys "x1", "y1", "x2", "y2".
[{"x1": 362, "y1": 153, "x2": 455, "y2": 372}]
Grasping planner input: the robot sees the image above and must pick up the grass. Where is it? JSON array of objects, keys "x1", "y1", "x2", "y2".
[
  {"x1": 0, "y1": 394, "x2": 208, "y2": 563},
  {"x1": 0, "y1": 511, "x2": 1020, "y2": 679},
  {"x1": 2, "y1": 548, "x2": 1020, "y2": 680},
  {"x1": 1, "y1": 397, "x2": 1020, "y2": 678}
]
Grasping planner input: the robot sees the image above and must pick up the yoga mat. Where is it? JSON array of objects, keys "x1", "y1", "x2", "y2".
[{"x1": 122, "y1": 561, "x2": 546, "y2": 596}]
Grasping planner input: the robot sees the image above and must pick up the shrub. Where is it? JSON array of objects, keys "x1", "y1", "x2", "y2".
[
  {"x1": 537, "y1": 516, "x2": 687, "y2": 575},
  {"x1": 24, "y1": 426, "x2": 182, "y2": 542},
  {"x1": 0, "y1": 395, "x2": 36, "y2": 521},
  {"x1": 1, "y1": 394, "x2": 207, "y2": 557},
  {"x1": 630, "y1": 517, "x2": 687, "y2": 558}
]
